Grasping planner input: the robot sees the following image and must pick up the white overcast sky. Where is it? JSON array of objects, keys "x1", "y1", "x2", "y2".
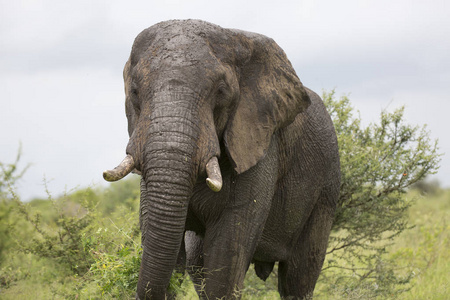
[{"x1": 1, "y1": 0, "x2": 449, "y2": 200}]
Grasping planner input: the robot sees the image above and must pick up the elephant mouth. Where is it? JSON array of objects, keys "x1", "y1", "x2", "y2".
[{"x1": 103, "y1": 154, "x2": 223, "y2": 192}]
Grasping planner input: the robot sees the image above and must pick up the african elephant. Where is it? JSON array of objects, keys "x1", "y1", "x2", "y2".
[{"x1": 104, "y1": 20, "x2": 340, "y2": 300}]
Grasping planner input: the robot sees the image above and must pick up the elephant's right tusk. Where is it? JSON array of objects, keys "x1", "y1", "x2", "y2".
[
  {"x1": 103, "y1": 154, "x2": 135, "y2": 182},
  {"x1": 206, "y1": 156, "x2": 222, "y2": 192}
]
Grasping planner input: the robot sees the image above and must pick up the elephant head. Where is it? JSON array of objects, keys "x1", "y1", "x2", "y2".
[{"x1": 103, "y1": 20, "x2": 310, "y2": 299}]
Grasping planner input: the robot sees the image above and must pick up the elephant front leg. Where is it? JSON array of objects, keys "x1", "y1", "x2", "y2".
[
  {"x1": 200, "y1": 139, "x2": 278, "y2": 299},
  {"x1": 202, "y1": 215, "x2": 258, "y2": 299},
  {"x1": 201, "y1": 192, "x2": 274, "y2": 298}
]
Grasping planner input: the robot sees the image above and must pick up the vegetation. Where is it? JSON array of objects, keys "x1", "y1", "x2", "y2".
[
  {"x1": 317, "y1": 91, "x2": 441, "y2": 298},
  {"x1": 0, "y1": 91, "x2": 447, "y2": 299}
]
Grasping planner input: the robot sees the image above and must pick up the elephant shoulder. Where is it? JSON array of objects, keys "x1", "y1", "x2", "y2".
[
  {"x1": 279, "y1": 87, "x2": 338, "y2": 156},
  {"x1": 302, "y1": 87, "x2": 335, "y2": 133}
]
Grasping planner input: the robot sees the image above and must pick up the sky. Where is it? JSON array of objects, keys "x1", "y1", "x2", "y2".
[{"x1": 1, "y1": 0, "x2": 449, "y2": 201}]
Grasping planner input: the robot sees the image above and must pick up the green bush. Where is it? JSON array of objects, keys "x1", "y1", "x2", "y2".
[
  {"x1": 13, "y1": 189, "x2": 98, "y2": 275},
  {"x1": 0, "y1": 199, "x2": 15, "y2": 264},
  {"x1": 1, "y1": 151, "x2": 140, "y2": 296},
  {"x1": 71, "y1": 208, "x2": 141, "y2": 299},
  {"x1": 315, "y1": 91, "x2": 441, "y2": 298},
  {"x1": 0, "y1": 146, "x2": 31, "y2": 287}
]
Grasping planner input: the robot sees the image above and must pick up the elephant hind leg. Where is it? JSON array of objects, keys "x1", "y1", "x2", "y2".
[
  {"x1": 254, "y1": 260, "x2": 275, "y2": 281},
  {"x1": 278, "y1": 260, "x2": 314, "y2": 300},
  {"x1": 278, "y1": 200, "x2": 335, "y2": 299}
]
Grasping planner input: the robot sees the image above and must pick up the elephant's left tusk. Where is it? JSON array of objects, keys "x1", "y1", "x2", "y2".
[
  {"x1": 206, "y1": 156, "x2": 222, "y2": 192},
  {"x1": 103, "y1": 154, "x2": 135, "y2": 182}
]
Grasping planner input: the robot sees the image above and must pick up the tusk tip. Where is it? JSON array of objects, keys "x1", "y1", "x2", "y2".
[
  {"x1": 103, "y1": 170, "x2": 118, "y2": 182},
  {"x1": 206, "y1": 178, "x2": 222, "y2": 192}
]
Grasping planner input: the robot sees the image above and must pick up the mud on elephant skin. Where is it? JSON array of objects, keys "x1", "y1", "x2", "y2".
[{"x1": 104, "y1": 19, "x2": 340, "y2": 300}]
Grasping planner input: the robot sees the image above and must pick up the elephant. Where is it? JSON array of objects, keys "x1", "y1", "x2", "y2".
[{"x1": 104, "y1": 20, "x2": 340, "y2": 300}]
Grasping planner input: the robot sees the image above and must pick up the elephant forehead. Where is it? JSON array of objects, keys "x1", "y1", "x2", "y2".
[
  {"x1": 133, "y1": 23, "x2": 212, "y2": 58},
  {"x1": 130, "y1": 39, "x2": 217, "y2": 82}
]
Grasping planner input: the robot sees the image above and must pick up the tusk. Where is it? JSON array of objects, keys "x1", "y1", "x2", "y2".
[
  {"x1": 206, "y1": 156, "x2": 222, "y2": 192},
  {"x1": 103, "y1": 154, "x2": 135, "y2": 182}
]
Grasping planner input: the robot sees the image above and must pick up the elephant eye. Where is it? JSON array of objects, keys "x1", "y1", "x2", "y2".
[
  {"x1": 214, "y1": 80, "x2": 233, "y2": 108},
  {"x1": 217, "y1": 81, "x2": 227, "y2": 94},
  {"x1": 216, "y1": 81, "x2": 231, "y2": 101}
]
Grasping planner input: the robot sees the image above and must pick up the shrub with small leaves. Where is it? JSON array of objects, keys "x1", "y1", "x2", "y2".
[
  {"x1": 0, "y1": 146, "x2": 31, "y2": 287},
  {"x1": 89, "y1": 244, "x2": 142, "y2": 297},
  {"x1": 12, "y1": 190, "x2": 98, "y2": 275},
  {"x1": 316, "y1": 91, "x2": 441, "y2": 297}
]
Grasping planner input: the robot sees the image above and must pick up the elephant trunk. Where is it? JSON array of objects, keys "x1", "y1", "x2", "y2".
[
  {"x1": 104, "y1": 87, "x2": 222, "y2": 298},
  {"x1": 136, "y1": 90, "x2": 203, "y2": 299},
  {"x1": 138, "y1": 154, "x2": 193, "y2": 299}
]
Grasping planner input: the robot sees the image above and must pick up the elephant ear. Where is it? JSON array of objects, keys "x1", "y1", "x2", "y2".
[{"x1": 224, "y1": 33, "x2": 311, "y2": 174}]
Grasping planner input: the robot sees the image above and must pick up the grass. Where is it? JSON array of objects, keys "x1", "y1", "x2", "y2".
[
  {"x1": 395, "y1": 189, "x2": 450, "y2": 299},
  {"x1": 314, "y1": 188, "x2": 450, "y2": 300}
]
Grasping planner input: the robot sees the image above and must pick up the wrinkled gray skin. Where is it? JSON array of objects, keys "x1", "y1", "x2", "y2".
[{"x1": 114, "y1": 20, "x2": 340, "y2": 299}]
